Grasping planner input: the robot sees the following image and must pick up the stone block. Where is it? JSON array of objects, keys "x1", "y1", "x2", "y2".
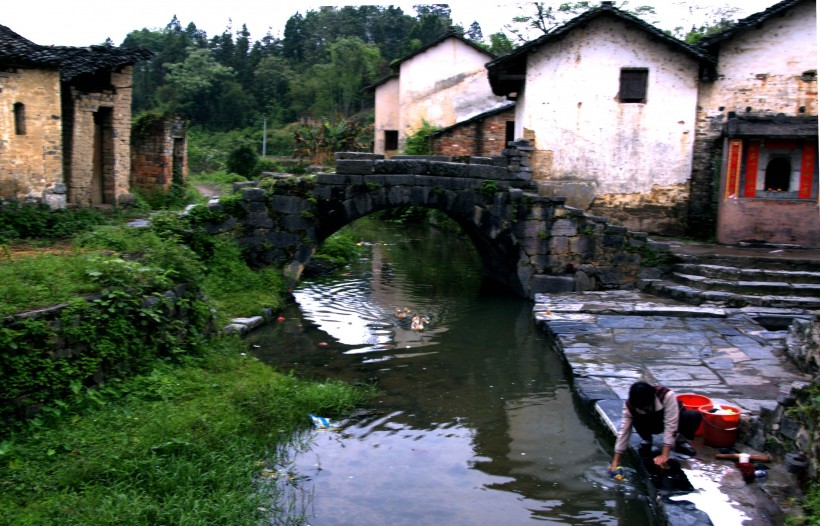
[
  {"x1": 335, "y1": 152, "x2": 384, "y2": 161},
  {"x1": 467, "y1": 163, "x2": 508, "y2": 180},
  {"x1": 336, "y1": 159, "x2": 374, "y2": 175},
  {"x1": 551, "y1": 218, "x2": 578, "y2": 237},
  {"x1": 531, "y1": 274, "x2": 576, "y2": 294},
  {"x1": 430, "y1": 161, "x2": 469, "y2": 178},
  {"x1": 242, "y1": 188, "x2": 266, "y2": 201},
  {"x1": 375, "y1": 159, "x2": 429, "y2": 175},
  {"x1": 316, "y1": 172, "x2": 363, "y2": 185},
  {"x1": 271, "y1": 195, "x2": 310, "y2": 214}
]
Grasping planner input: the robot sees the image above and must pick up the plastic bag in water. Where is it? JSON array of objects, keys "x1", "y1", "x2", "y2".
[{"x1": 309, "y1": 413, "x2": 335, "y2": 430}]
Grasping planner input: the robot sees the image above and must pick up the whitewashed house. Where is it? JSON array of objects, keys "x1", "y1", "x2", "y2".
[
  {"x1": 368, "y1": 32, "x2": 508, "y2": 155},
  {"x1": 695, "y1": 0, "x2": 818, "y2": 247},
  {"x1": 486, "y1": 2, "x2": 715, "y2": 235}
]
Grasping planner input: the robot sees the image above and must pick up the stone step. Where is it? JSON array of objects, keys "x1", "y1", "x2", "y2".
[
  {"x1": 639, "y1": 278, "x2": 820, "y2": 310},
  {"x1": 672, "y1": 272, "x2": 820, "y2": 298},
  {"x1": 673, "y1": 262, "x2": 820, "y2": 284},
  {"x1": 675, "y1": 252, "x2": 820, "y2": 273}
]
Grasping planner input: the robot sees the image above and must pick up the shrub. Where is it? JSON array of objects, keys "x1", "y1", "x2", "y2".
[
  {"x1": 226, "y1": 145, "x2": 260, "y2": 179},
  {"x1": 404, "y1": 119, "x2": 440, "y2": 155}
]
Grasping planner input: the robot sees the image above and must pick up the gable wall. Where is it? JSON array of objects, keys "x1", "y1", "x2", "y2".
[
  {"x1": 373, "y1": 77, "x2": 400, "y2": 154},
  {"x1": 518, "y1": 17, "x2": 701, "y2": 234},
  {"x1": 0, "y1": 66, "x2": 63, "y2": 202},
  {"x1": 397, "y1": 39, "x2": 507, "y2": 150}
]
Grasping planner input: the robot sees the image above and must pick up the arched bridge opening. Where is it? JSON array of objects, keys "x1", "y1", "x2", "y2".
[{"x1": 203, "y1": 146, "x2": 651, "y2": 299}]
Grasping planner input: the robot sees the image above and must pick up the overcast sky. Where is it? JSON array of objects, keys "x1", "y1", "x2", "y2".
[{"x1": 4, "y1": 1, "x2": 780, "y2": 47}]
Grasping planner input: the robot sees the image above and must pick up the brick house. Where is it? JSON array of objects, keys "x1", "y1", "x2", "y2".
[
  {"x1": 368, "y1": 31, "x2": 509, "y2": 156},
  {"x1": 694, "y1": 0, "x2": 818, "y2": 247},
  {"x1": 0, "y1": 25, "x2": 151, "y2": 207},
  {"x1": 429, "y1": 103, "x2": 515, "y2": 159}
]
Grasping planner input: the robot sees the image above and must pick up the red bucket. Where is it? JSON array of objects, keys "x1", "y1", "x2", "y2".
[
  {"x1": 677, "y1": 393, "x2": 712, "y2": 436},
  {"x1": 699, "y1": 404, "x2": 741, "y2": 448}
]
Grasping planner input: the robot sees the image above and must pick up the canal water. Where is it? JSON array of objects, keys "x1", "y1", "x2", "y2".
[{"x1": 247, "y1": 217, "x2": 653, "y2": 525}]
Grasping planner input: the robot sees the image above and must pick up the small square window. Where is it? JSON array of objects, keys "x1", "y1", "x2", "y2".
[
  {"x1": 384, "y1": 130, "x2": 399, "y2": 151},
  {"x1": 620, "y1": 68, "x2": 648, "y2": 103}
]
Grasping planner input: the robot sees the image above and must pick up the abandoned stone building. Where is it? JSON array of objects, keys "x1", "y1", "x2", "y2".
[{"x1": 0, "y1": 25, "x2": 152, "y2": 207}]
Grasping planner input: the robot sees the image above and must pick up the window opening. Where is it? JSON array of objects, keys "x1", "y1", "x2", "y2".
[
  {"x1": 505, "y1": 121, "x2": 515, "y2": 145},
  {"x1": 385, "y1": 130, "x2": 399, "y2": 151},
  {"x1": 619, "y1": 69, "x2": 648, "y2": 103},
  {"x1": 13, "y1": 102, "x2": 25, "y2": 135},
  {"x1": 764, "y1": 157, "x2": 791, "y2": 192}
]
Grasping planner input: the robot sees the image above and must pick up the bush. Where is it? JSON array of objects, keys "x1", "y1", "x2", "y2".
[
  {"x1": 0, "y1": 202, "x2": 107, "y2": 241},
  {"x1": 404, "y1": 119, "x2": 440, "y2": 155},
  {"x1": 226, "y1": 145, "x2": 260, "y2": 179}
]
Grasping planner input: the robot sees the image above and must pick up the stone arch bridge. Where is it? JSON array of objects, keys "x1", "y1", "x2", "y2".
[{"x1": 203, "y1": 145, "x2": 652, "y2": 299}]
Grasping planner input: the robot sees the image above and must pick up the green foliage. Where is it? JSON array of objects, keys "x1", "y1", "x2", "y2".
[
  {"x1": 478, "y1": 180, "x2": 501, "y2": 197},
  {"x1": 404, "y1": 119, "x2": 440, "y2": 155},
  {"x1": 314, "y1": 230, "x2": 365, "y2": 267},
  {"x1": 0, "y1": 202, "x2": 107, "y2": 242},
  {"x1": 0, "y1": 339, "x2": 376, "y2": 524},
  {"x1": 226, "y1": 145, "x2": 260, "y2": 178},
  {"x1": 293, "y1": 116, "x2": 372, "y2": 165}
]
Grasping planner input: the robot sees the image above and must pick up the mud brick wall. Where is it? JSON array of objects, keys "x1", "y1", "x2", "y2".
[{"x1": 0, "y1": 66, "x2": 64, "y2": 202}]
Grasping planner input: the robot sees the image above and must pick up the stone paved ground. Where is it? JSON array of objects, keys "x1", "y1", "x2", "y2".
[{"x1": 533, "y1": 290, "x2": 812, "y2": 526}]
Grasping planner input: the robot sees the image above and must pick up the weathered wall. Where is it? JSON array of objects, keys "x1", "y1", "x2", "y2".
[
  {"x1": 372, "y1": 76, "x2": 400, "y2": 154},
  {"x1": 379, "y1": 36, "x2": 507, "y2": 154},
  {"x1": 65, "y1": 66, "x2": 136, "y2": 206},
  {"x1": 0, "y1": 66, "x2": 64, "y2": 205},
  {"x1": 430, "y1": 107, "x2": 514, "y2": 158},
  {"x1": 515, "y1": 16, "x2": 701, "y2": 236},
  {"x1": 697, "y1": 0, "x2": 818, "y2": 242},
  {"x1": 717, "y1": 198, "x2": 820, "y2": 247},
  {"x1": 131, "y1": 115, "x2": 188, "y2": 193}
]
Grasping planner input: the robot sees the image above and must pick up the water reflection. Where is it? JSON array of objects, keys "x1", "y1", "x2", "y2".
[{"x1": 248, "y1": 220, "x2": 652, "y2": 525}]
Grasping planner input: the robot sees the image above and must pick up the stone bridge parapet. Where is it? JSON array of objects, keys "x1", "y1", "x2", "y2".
[{"x1": 203, "y1": 143, "x2": 658, "y2": 298}]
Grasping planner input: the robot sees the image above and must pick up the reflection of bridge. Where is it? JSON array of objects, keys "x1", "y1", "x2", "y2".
[{"x1": 204, "y1": 144, "x2": 652, "y2": 299}]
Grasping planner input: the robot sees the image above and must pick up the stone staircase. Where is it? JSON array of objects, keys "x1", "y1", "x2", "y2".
[{"x1": 639, "y1": 250, "x2": 820, "y2": 315}]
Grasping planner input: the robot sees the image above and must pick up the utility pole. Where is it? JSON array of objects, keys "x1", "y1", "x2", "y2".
[{"x1": 262, "y1": 118, "x2": 267, "y2": 157}]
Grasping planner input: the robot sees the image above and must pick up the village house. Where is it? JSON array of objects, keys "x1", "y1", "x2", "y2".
[
  {"x1": 0, "y1": 25, "x2": 151, "y2": 208},
  {"x1": 482, "y1": 0, "x2": 817, "y2": 244},
  {"x1": 694, "y1": 0, "x2": 817, "y2": 247},
  {"x1": 486, "y1": 2, "x2": 716, "y2": 236},
  {"x1": 368, "y1": 31, "x2": 509, "y2": 156}
]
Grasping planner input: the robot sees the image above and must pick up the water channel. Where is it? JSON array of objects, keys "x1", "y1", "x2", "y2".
[{"x1": 247, "y1": 217, "x2": 654, "y2": 525}]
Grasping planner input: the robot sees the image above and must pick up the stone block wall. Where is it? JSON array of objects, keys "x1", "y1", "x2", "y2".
[
  {"x1": 0, "y1": 66, "x2": 64, "y2": 204},
  {"x1": 205, "y1": 142, "x2": 652, "y2": 299}
]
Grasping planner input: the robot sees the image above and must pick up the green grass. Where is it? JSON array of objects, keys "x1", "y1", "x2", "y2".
[{"x1": 0, "y1": 337, "x2": 376, "y2": 526}]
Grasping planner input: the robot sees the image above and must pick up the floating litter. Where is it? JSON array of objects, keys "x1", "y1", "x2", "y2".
[{"x1": 309, "y1": 413, "x2": 336, "y2": 430}]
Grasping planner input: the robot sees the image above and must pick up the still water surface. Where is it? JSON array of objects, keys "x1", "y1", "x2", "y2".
[{"x1": 247, "y1": 220, "x2": 653, "y2": 525}]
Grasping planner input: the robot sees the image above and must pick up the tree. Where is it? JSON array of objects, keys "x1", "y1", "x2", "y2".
[
  {"x1": 466, "y1": 21, "x2": 484, "y2": 42},
  {"x1": 670, "y1": 6, "x2": 741, "y2": 44},
  {"x1": 504, "y1": 1, "x2": 656, "y2": 42}
]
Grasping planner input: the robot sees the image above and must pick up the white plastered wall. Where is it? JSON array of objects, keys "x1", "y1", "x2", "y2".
[{"x1": 515, "y1": 16, "x2": 701, "y2": 195}]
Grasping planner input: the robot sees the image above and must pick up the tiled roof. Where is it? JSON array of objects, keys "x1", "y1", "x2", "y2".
[
  {"x1": 697, "y1": 0, "x2": 810, "y2": 47},
  {"x1": 487, "y1": 4, "x2": 714, "y2": 71},
  {"x1": 0, "y1": 24, "x2": 152, "y2": 81}
]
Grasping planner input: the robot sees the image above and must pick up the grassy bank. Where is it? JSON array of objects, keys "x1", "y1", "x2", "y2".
[{"x1": 0, "y1": 336, "x2": 375, "y2": 525}]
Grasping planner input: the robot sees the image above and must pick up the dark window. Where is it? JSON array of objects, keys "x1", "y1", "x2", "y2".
[
  {"x1": 505, "y1": 121, "x2": 515, "y2": 145},
  {"x1": 13, "y1": 102, "x2": 25, "y2": 135},
  {"x1": 384, "y1": 130, "x2": 399, "y2": 151},
  {"x1": 620, "y1": 68, "x2": 648, "y2": 103},
  {"x1": 764, "y1": 157, "x2": 791, "y2": 191}
]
